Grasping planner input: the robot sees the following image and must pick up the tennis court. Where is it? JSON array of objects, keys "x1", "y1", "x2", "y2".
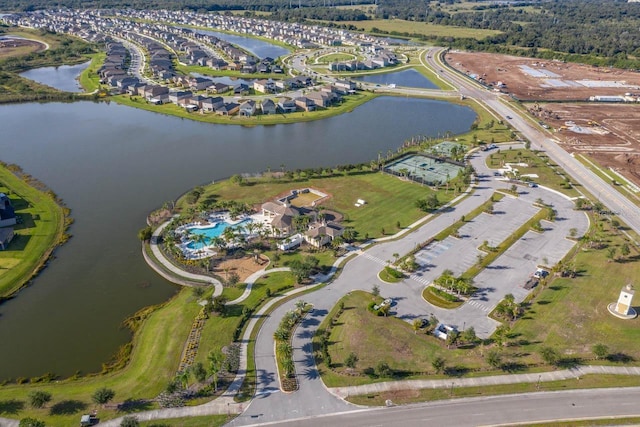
[{"x1": 384, "y1": 153, "x2": 464, "y2": 185}]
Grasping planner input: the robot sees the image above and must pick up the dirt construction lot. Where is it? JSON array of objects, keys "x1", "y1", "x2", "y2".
[
  {"x1": 445, "y1": 51, "x2": 640, "y2": 189},
  {"x1": 446, "y1": 51, "x2": 640, "y2": 101},
  {"x1": 531, "y1": 103, "x2": 640, "y2": 187}
]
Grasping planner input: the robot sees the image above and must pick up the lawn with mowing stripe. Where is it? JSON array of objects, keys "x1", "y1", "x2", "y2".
[
  {"x1": 178, "y1": 171, "x2": 459, "y2": 240},
  {"x1": 78, "y1": 52, "x2": 105, "y2": 92},
  {"x1": 0, "y1": 165, "x2": 65, "y2": 298}
]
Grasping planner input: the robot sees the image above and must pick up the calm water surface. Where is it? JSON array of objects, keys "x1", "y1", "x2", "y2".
[
  {"x1": 192, "y1": 28, "x2": 289, "y2": 59},
  {"x1": 355, "y1": 68, "x2": 438, "y2": 89},
  {"x1": 19, "y1": 61, "x2": 90, "y2": 92},
  {"x1": 0, "y1": 97, "x2": 475, "y2": 379}
]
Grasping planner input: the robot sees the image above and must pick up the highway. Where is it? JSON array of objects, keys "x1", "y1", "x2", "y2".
[{"x1": 240, "y1": 387, "x2": 640, "y2": 427}]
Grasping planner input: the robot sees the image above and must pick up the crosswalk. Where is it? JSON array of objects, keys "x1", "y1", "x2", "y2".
[
  {"x1": 466, "y1": 299, "x2": 491, "y2": 313},
  {"x1": 359, "y1": 251, "x2": 387, "y2": 266},
  {"x1": 409, "y1": 274, "x2": 431, "y2": 287}
]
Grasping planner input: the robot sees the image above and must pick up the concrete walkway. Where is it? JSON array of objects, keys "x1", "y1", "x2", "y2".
[
  {"x1": 148, "y1": 220, "x2": 224, "y2": 296},
  {"x1": 329, "y1": 365, "x2": 640, "y2": 399}
]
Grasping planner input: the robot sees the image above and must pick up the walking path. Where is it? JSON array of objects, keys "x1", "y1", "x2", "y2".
[
  {"x1": 329, "y1": 365, "x2": 640, "y2": 399},
  {"x1": 148, "y1": 221, "x2": 224, "y2": 296}
]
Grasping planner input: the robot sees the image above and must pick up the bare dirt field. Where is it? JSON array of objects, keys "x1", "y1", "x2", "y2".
[
  {"x1": 445, "y1": 51, "x2": 640, "y2": 101},
  {"x1": 0, "y1": 37, "x2": 46, "y2": 59},
  {"x1": 531, "y1": 103, "x2": 640, "y2": 187}
]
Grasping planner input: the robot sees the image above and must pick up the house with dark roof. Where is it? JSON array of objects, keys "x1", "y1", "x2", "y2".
[
  {"x1": 239, "y1": 100, "x2": 257, "y2": 116},
  {"x1": 277, "y1": 98, "x2": 296, "y2": 113},
  {"x1": 0, "y1": 193, "x2": 16, "y2": 228},
  {"x1": 261, "y1": 99, "x2": 277, "y2": 115}
]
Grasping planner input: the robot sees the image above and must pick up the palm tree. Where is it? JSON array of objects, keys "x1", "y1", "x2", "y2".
[
  {"x1": 295, "y1": 300, "x2": 307, "y2": 312},
  {"x1": 282, "y1": 358, "x2": 295, "y2": 377},
  {"x1": 177, "y1": 369, "x2": 190, "y2": 390}
]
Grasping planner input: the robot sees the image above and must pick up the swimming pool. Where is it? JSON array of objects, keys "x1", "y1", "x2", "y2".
[{"x1": 185, "y1": 219, "x2": 251, "y2": 250}]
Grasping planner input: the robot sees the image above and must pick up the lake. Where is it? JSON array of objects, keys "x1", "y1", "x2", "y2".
[
  {"x1": 19, "y1": 61, "x2": 90, "y2": 92},
  {"x1": 354, "y1": 68, "x2": 439, "y2": 89},
  {"x1": 191, "y1": 28, "x2": 289, "y2": 59},
  {"x1": 0, "y1": 96, "x2": 475, "y2": 379}
]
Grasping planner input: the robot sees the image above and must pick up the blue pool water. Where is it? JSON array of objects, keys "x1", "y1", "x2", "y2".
[{"x1": 186, "y1": 219, "x2": 251, "y2": 249}]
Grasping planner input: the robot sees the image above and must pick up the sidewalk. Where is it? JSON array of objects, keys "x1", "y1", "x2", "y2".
[{"x1": 329, "y1": 365, "x2": 640, "y2": 399}]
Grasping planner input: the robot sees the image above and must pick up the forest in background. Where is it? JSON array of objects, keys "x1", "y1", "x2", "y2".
[{"x1": 2, "y1": 0, "x2": 640, "y2": 68}]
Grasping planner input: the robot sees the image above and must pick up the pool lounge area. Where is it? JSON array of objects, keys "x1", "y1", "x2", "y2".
[{"x1": 176, "y1": 213, "x2": 253, "y2": 259}]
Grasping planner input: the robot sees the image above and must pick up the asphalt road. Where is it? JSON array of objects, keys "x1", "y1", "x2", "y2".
[{"x1": 242, "y1": 387, "x2": 640, "y2": 427}]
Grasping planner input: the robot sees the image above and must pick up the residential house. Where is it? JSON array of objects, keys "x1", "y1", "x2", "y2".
[
  {"x1": 261, "y1": 99, "x2": 276, "y2": 115},
  {"x1": 189, "y1": 77, "x2": 213, "y2": 91},
  {"x1": 144, "y1": 85, "x2": 169, "y2": 100},
  {"x1": 168, "y1": 91, "x2": 193, "y2": 105},
  {"x1": 239, "y1": 100, "x2": 257, "y2": 116},
  {"x1": 277, "y1": 98, "x2": 296, "y2": 113},
  {"x1": 334, "y1": 79, "x2": 357, "y2": 94},
  {"x1": 208, "y1": 82, "x2": 230, "y2": 94},
  {"x1": 215, "y1": 102, "x2": 240, "y2": 116},
  {"x1": 294, "y1": 96, "x2": 315, "y2": 112},
  {"x1": 253, "y1": 79, "x2": 275, "y2": 94},
  {"x1": 0, "y1": 193, "x2": 17, "y2": 228},
  {"x1": 306, "y1": 91, "x2": 331, "y2": 108},
  {"x1": 202, "y1": 96, "x2": 225, "y2": 112},
  {"x1": 233, "y1": 83, "x2": 250, "y2": 96}
]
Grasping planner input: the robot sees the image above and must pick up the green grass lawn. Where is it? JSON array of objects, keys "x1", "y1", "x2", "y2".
[
  {"x1": 340, "y1": 19, "x2": 502, "y2": 40},
  {"x1": 422, "y1": 287, "x2": 463, "y2": 309},
  {"x1": 78, "y1": 52, "x2": 105, "y2": 92},
  {"x1": 485, "y1": 148, "x2": 581, "y2": 198},
  {"x1": 139, "y1": 415, "x2": 232, "y2": 426},
  {"x1": 111, "y1": 91, "x2": 378, "y2": 126},
  {"x1": 0, "y1": 288, "x2": 197, "y2": 426},
  {"x1": 178, "y1": 171, "x2": 460, "y2": 240},
  {"x1": 316, "y1": 291, "x2": 487, "y2": 388},
  {"x1": 315, "y1": 53, "x2": 357, "y2": 64},
  {"x1": 0, "y1": 165, "x2": 64, "y2": 298}
]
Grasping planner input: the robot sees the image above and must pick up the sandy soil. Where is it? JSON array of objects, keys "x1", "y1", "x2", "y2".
[
  {"x1": 445, "y1": 51, "x2": 640, "y2": 189},
  {"x1": 213, "y1": 254, "x2": 268, "y2": 282},
  {"x1": 0, "y1": 38, "x2": 46, "y2": 59},
  {"x1": 446, "y1": 51, "x2": 640, "y2": 101},
  {"x1": 532, "y1": 103, "x2": 640, "y2": 187}
]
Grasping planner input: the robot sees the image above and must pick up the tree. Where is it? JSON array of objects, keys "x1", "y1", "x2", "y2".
[
  {"x1": 192, "y1": 286, "x2": 205, "y2": 299},
  {"x1": 606, "y1": 247, "x2": 617, "y2": 262},
  {"x1": 540, "y1": 347, "x2": 560, "y2": 366},
  {"x1": 207, "y1": 350, "x2": 224, "y2": 392},
  {"x1": 282, "y1": 358, "x2": 295, "y2": 377},
  {"x1": 120, "y1": 416, "x2": 140, "y2": 427},
  {"x1": 92, "y1": 387, "x2": 115, "y2": 406},
  {"x1": 177, "y1": 369, "x2": 190, "y2": 390},
  {"x1": 486, "y1": 350, "x2": 502, "y2": 369},
  {"x1": 446, "y1": 330, "x2": 459, "y2": 349},
  {"x1": 345, "y1": 352, "x2": 358, "y2": 368},
  {"x1": 289, "y1": 256, "x2": 318, "y2": 283},
  {"x1": 138, "y1": 226, "x2": 153, "y2": 242},
  {"x1": 493, "y1": 324, "x2": 511, "y2": 347},
  {"x1": 371, "y1": 284, "x2": 380, "y2": 297},
  {"x1": 620, "y1": 243, "x2": 630, "y2": 259},
  {"x1": 592, "y1": 343, "x2": 609, "y2": 360},
  {"x1": 375, "y1": 361, "x2": 392, "y2": 378},
  {"x1": 432, "y1": 356, "x2": 446, "y2": 374},
  {"x1": 461, "y1": 327, "x2": 478, "y2": 345},
  {"x1": 191, "y1": 361, "x2": 207, "y2": 383},
  {"x1": 412, "y1": 318, "x2": 423, "y2": 334},
  {"x1": 28, "y1": 391, "x2": 52, "y2": 409},
  {"x1": 19, "y1": 419, "x2": 45, "y2": 427}
]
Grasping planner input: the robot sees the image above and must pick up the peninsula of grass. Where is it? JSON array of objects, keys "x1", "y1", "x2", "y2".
[
  {"x1": 414, "y1": 63, "x2": 456, "y2": 91},
  {"x1": 0, "y1": 163, "x2": 66, "y2": 298},
  {"x1": 111, "y1": 90, "x2": 378, "y2": 126},
  {"x1": 422, "y1": 286, "x2": 463, "y2": 309},
  {"x1": 78, "y1": 51, "x2": 105, "y2": 92},
  {"x1": 176, "y1": 169, "x2": 464, "y2": 240}
]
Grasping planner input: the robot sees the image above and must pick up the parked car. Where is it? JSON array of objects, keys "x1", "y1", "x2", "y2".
[{"x1": 534, "y1": 268, "x2": 549, "y2": 279}]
